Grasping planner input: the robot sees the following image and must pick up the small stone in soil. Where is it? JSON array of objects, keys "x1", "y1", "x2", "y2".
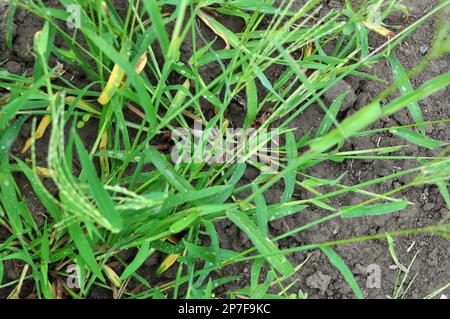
[
  {"x1": 419, "y1": 44, "x2": 429, "y2": 55},
  {"x1": 144, "y1": 252, "x2": 159, "y2": 266},
  {"x1": 306, "y1": 271, "x2": 331, "y2": 293},
  {"x1": 6, "y1": 61, "x2": 22, "y2": 74}
]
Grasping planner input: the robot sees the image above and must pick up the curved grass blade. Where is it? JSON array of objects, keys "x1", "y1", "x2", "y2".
[
  {"x1": 321, "y1": 246, "x2": 363, "y2": 299},
  {"x1": 384, "y1": 71, "x2": 450, "y2": 115},
  {"x1": 120, "y1": 242, "x2": 152, "y2": 281},
  {"x1": 387, "y1": 55, "x2": 425, "y2": 135},
  {"x1": 316, "y1": 91, "x2": 348, "y2": 138},
  {"x1": 386, "y1": 234, "x2": 408, "y2": 273}
]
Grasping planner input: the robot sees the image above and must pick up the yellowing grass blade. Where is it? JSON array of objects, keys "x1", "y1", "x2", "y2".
[
  {"x1": 21, "y1": 112, "x2": 51, "y2": 153},
  {"x1": 103, "y1": 264, "x2": 122, "y2": 288},
  {"x1": 362, "y1": 20, "x2": 395, "y2": 38},
  {"x1": 65, "y1": 96, "x2": 99, "y2": 113},
  {"x1": 127, "y1": 103, "x2": 145, "y2": 118},
  {"x1": 23, "y1": 97, "x2": 100, "y2": 154},
  {"x1": 135, "y1": 52, "x2": 147, "y2": 74},
  {"x1": 36, "y1": 166, "x2": 53, "y2": 178},
  {"x1": 98, "y1": 64, "x2": 127, "y2": 105},
  {"x1": 172, "y1": 79, "x2": 190, "y2": 106},
  {"x1": 305, "y1": 42, "x2": 313, "y2": 57},
  {"x1": 7, "y1": 264, "x2": 29, "y2": 299},
  {"x1": 101, "y1": 1, "x2": 110, "y2": 17},
  {"x1": 198, "y1": 10, "x2": 239, "y2": 49},
  {"x1": 301, "y1": 42, "x2": 314, "y2": 72},
  {"x1": 156, "y1": 254, "x2": 179, "y2": 276},
  {"x1": 167, "y1": 236, "x2": 178, "y2": 244},
  {"x1": 98, "y1": 54, "x2": 147, "y2": 106}
]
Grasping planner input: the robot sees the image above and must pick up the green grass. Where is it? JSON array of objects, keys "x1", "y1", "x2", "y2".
[{"x1": 0, "y1": 0, "x2": 449, "y2": 299}]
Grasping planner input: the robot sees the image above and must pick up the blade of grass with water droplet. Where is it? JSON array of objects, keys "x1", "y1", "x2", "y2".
[
  {"x1": 145, "y1": 147, "x2": 193, "y2": 193},
  {"x1": 384, "y1": 71, "x2": 450, "y2": 115},
  {"x1": 15, "y1": 158, "x2": 61, "y2": 221},
  {"x1": 0, "y1": 73, "x2": 50, "y2": 130},
  {"x1": 316, "y1": 91, "x2": 348, "y2": 138},
  {"x1": 0, "y1": 155, "x2": 23, "y2": 235},
  {"x1": 390, "y1": 128, "x2": 446, "y2": 149},
  {"x1": 0, "y1": 116, "x2": 28, "y2": 158}
]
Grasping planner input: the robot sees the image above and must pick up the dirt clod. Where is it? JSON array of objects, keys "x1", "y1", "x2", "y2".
[
  {"x1": 306, "y1": 271, "x2": 332, "y2": 293},
  {"x1": 323, "y1": 80, "x2": 357, "y2": 112}
]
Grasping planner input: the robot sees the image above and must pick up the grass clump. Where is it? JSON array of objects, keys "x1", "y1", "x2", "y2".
[{"x1": 0, "y1": 0, "x2": 449, "y2": 299}]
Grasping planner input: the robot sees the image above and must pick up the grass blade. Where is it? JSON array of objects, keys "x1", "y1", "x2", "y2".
[
  {"x1": 311, "y1": 102, "x2": 382, "y2": 153},
  {"x1": 282, "y1": 131, "x2": 296, "y2": 201},
  {"x1": 321, "y1": 246, "x2": 363, "y2": 299},
  {"x1": 387, "y1": 55, "x2": 425, "y2": 135},
  {"x1": 0, "y1": 116, "x2": 28, "y2": 158},
  {"x1": 143, "y1": 0, "x2": 170, "y2": 55},
  {"x1": 227, "y1": 210, "x2": 295, "y2": 277},
  {"x1": 390, "y1": 128, "x2": 446, "y2": 149},
  {"x1": 244, "y1": 77, "x2": 258, "y2": 130},
  {"x1": 252, "y1": 185, "x2": 269, "y2": 237},
  {"x1": 316, "y1": 91, "x2": 348, "y2": 138},
  {"x1": 67, "y1": 222, "x2": 105, "y2": 282},
  {"x1": 74, "y1": 133, "x2": 123, "y2": 232},
  {"x1": 341, "y1": 201, "x2": 408, "y2": 218}
]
